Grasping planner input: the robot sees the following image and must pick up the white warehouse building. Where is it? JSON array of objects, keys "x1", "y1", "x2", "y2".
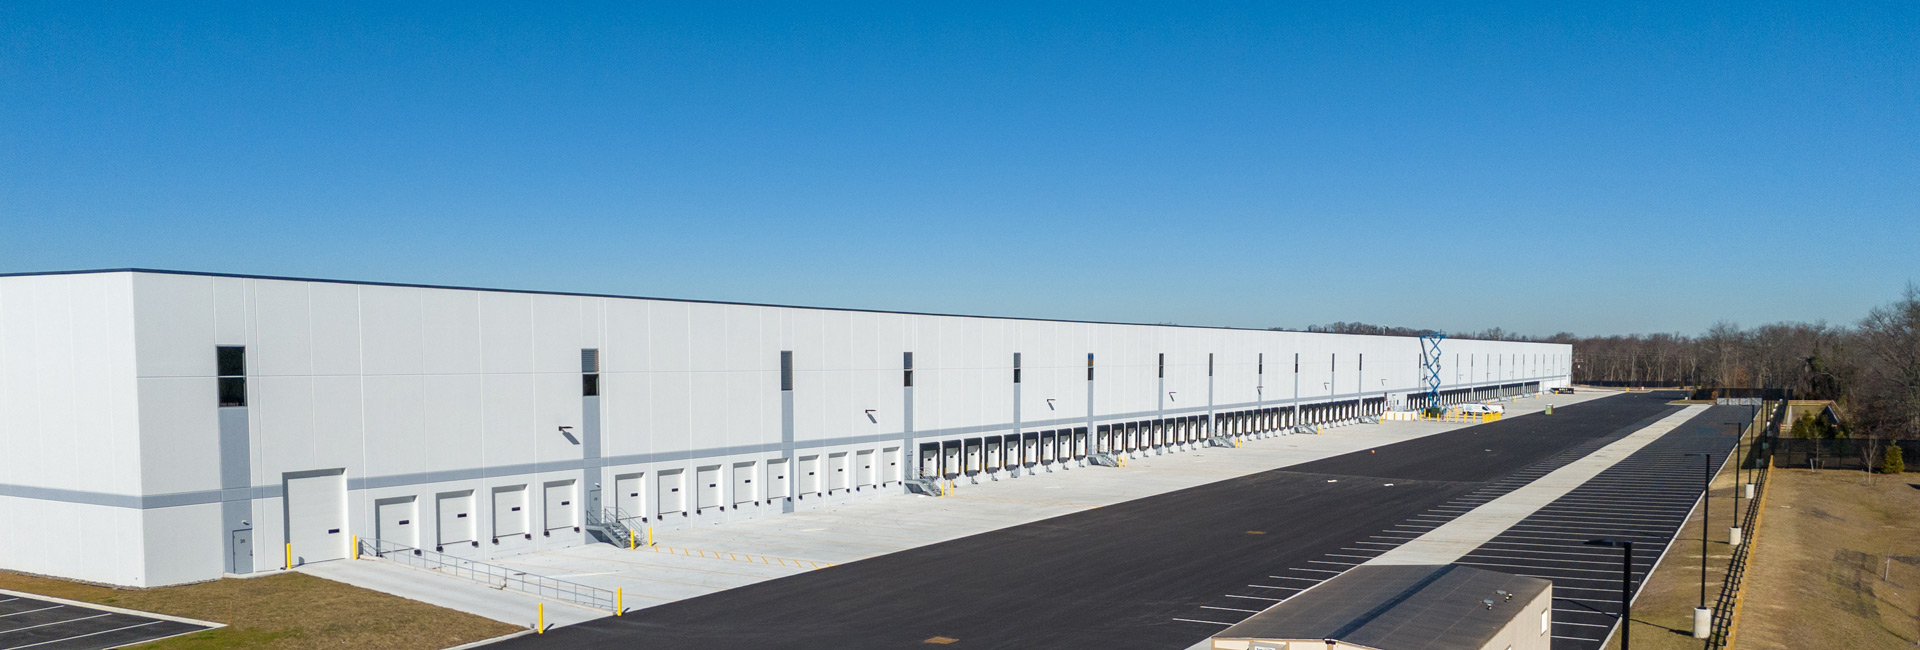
[{"x1": 0, "y1": 270, "x2": 1571, "y2": 587}]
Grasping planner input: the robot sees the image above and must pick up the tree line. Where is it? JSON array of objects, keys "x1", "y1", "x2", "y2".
[{"x1": 1277, "y1": 284, "x2": 1920, "y2": 440}]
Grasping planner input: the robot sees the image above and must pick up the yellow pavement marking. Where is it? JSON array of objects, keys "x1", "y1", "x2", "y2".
[
  {"x1": 647, "y1": 544, "x2": 837, "y2": 570},
  {"x1": 943, "y1": 494, "x2": 1098, "y2": 509}
]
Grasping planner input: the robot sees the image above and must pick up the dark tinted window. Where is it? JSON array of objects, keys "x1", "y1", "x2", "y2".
[
  {"x1": 780, "y1": 351, "x2": 793, "y2": 391},
  {"x1": 218, "y1": 377, "x2": 247, "y2": 407},
  {"x1": 217, "y1": 346, "x2": 245, "y2": 377}
]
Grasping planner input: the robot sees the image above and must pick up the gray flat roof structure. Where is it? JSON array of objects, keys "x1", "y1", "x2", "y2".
[{"x1": 1213, "y1": 564, "x2": 1550, "y2": 650}]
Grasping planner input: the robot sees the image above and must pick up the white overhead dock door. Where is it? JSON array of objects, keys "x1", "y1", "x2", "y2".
[
  {"x1": 696, "y1": 466, "x2": 723, "y2": 511},
  {"x1": 734, "y1": 462, "x2": 758, "y2": 506},
  {"x1": 375, "y1": 496, "x2": 418, "y2": 549},
  {"x1": 493, "y1": 485, "x2": 528, "y2": 540},
  {"x1": 768, "y1": 459, "x2": 791, "y2": 500},
  {"x1": 658, "y1": 469, "x2": 686, "y2": 516},
  {"x1": 437, "y1": 491, "x2": 475, "y2": 548},
  {"x1": 544, "y1": 480, "x2": 577, "y2": 532},
  {"x1": 828, "y1": 453, "x2": 850, "y2": 493},
  {"x1": 856, "y1": 450, "x2": 876, "y2": 488},
  {"x1": 614, "y1": 473, "x2": 645, "y2": 521},
  {"x1": 284, "y1": 469, "x2": 348, "y2": 566}
]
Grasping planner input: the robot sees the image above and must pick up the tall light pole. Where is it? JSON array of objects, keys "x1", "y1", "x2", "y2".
[
  {"x1": 1586, "y1": 538, "x2": 1635, "y2": 650},
  {"x1": 1686, "y1": 451, "x2": 1713, "y2": 638},
  {"x1": 1727, "y1": 423, "x2": 1745, "y2": 529}
]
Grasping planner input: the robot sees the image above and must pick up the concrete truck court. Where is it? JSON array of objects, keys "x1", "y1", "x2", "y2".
[{"x1": 493, "y1": 391, "x2": 1728, "y2": 650}]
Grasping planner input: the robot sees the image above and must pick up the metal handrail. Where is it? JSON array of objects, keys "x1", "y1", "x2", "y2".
[
  {"x1": 586, "y1": 506, "x2": 643, "y2": 548},
  {"x1": 358, "y1": 538, "x2": 615, "y2": 611}
]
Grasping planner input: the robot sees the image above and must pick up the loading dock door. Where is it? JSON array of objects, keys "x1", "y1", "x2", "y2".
[
  {"x1": 964, "y1": 440, "x2": 981, "y2": 475},
  {"x1": 881, "y1": 447, "x2": 900, "y2": 484},
  {"x1": 1123, "y1": 423, "x2": 1137, "y2": 451},
  {"x1": 919, "y1": 444, "x2": 940, "y2": 479},
  {"x1": 657, "y1": 469, "x2": 686, "y2": 515},
  {"x1": 437, "y1": 491, "x2": 475, "y2": 545},
  {"x1": 284, "y1": 469, "x2": 348, "y2": 566},
  {"x1": 828, "y1": 453, "x2": 850, "y2": 492},
  {"x1": 696, "y1": 466, "x2": 723, "y2": 510},
  {"x1": 768, "y1": 458, "x2": 792, "y2": 499},
  {"x1": 1023, "y1": 434, "x2": 1039, "y2": 467},
  {"x1": 1056, "y1": 431, "x2": 1071, "y2": 459},
  {"x1": 983, "y1": 440, "x2": 1000, "y2": 472},
  {"x1": 614, "y1": 473, "x2": 644, "y2": 520},
  {"x1": 734, "y1": 461, "x2": 757, "y2": 505},
  {"x1": 941, "y1": 443, "x2": 961, "y2": 479},
  {"x1": 493, "y1": 485, "x2": 529, "y2": 538},
  {"x1": 544, "y1": 480, "x2": 578, "y2": 531},
  {"x1": 856, "y1": 450, "x2": 876, "y2": 487},
  {"x1": 1096, "y1": 426, "x2": 1110, "y2": 453},
  {"x1": 1074, "y1": 429, "x2": 1088, "y2": 458},
  {"x1": 1003, "y1": 434, "x2": 1021, "y2": 469},
  {"x1": 799, "y1": 455, "x2": 822, "y2": 495},
  {"x1": 376, "y1": 496, "x2": 418, "y2": 548},
  {"x1": 1039, "y1": 431, "x2": 1056, "y2": 464}
]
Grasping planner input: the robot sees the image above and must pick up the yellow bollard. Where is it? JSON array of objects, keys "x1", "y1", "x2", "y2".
[
  {"x1": 616, "y1": 588, "x2": 623, "y2": 616},
  {"x1": 351, "y1": 536, "x2": 359, "y2": 560},
  {"x1": 284, "y1": 543, "x2": 292, "y2": 569},
  {"x1": 537, "y1": 603, "x2": 544, "y2": 633},
  {"x1": 646, "y1": 526, "x2": 654, "y2": 547}
]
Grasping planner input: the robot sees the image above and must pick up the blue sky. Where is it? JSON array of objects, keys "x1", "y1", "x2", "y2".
[{"x1": 3, "y1": 2, "x2": 1915, "y2": 336}]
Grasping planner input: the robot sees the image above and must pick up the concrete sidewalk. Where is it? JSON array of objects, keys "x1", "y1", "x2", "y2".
[{"x1": 297, "y1": 557, "x2": 605, "y2": 630}]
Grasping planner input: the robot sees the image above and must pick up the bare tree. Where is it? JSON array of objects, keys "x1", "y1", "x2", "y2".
[
  {"x1": 1853, "y1": 283, "x2": 1920, "y2": 441},
  {"x1": 1860, "y1": 435, "x2": 1885, "y2": 485}
]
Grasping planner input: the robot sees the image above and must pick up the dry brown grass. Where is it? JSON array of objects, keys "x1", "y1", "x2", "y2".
[
  {"x1": 1732, "y1": 468, "x2": 1919, "y2": 650},
  {"x1": 0, "y1": 570, "x2": 518, "y2": 650}
]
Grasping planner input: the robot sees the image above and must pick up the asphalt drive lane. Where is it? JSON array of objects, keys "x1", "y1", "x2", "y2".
[{"x1": 498, "y1": 392, "x2": 1686, "y2": 650}]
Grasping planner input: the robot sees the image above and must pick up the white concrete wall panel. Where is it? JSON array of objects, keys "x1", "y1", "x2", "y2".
[
  {"x1": 309, "y1": 283, "x2": 363, "y2": 378},
  {"x1": 359, "y1": 285, "x2": 420, "y2": 377},
  {"x1": 131, "y1": 273, "x2": 215, "y2": 378},
  {"x1": 424, "y1": 373, "x2": 486, "y2": 472},
  {"x1": 421, "y1": 289, "x2": 483, "y2": 376},
  {"x1": 479, "y1": 292, "x2": 534, "y2": 375},
  {"x1": 363, "y1": 375, "x2": 426, "y2": 478},
  {"x1": 254, "y1": 376, "x2": 318, "y2": 477},
  {"x1": 136, "y1": 377, "x2": 219, "y2": 495},
  {"x1": 252, "y1": 280, "x2": 314, "y2": 378}
]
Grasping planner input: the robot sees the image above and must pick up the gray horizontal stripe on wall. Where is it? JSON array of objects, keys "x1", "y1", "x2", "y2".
[{"x1": 4, "y1": 377, "x2": 1556, "y2": 510}]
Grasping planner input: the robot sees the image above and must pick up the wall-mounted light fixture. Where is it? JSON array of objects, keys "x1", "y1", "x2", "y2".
[
  {"x1": 1168, "y1": 391, "x2": 1177, "y2": 402},
  {"x1": 1046, "y1": 398, "x2": 1056, "y2": 410},
  {"x1": 864, "y1": 409, "x2": 877, "y2": 423}
]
